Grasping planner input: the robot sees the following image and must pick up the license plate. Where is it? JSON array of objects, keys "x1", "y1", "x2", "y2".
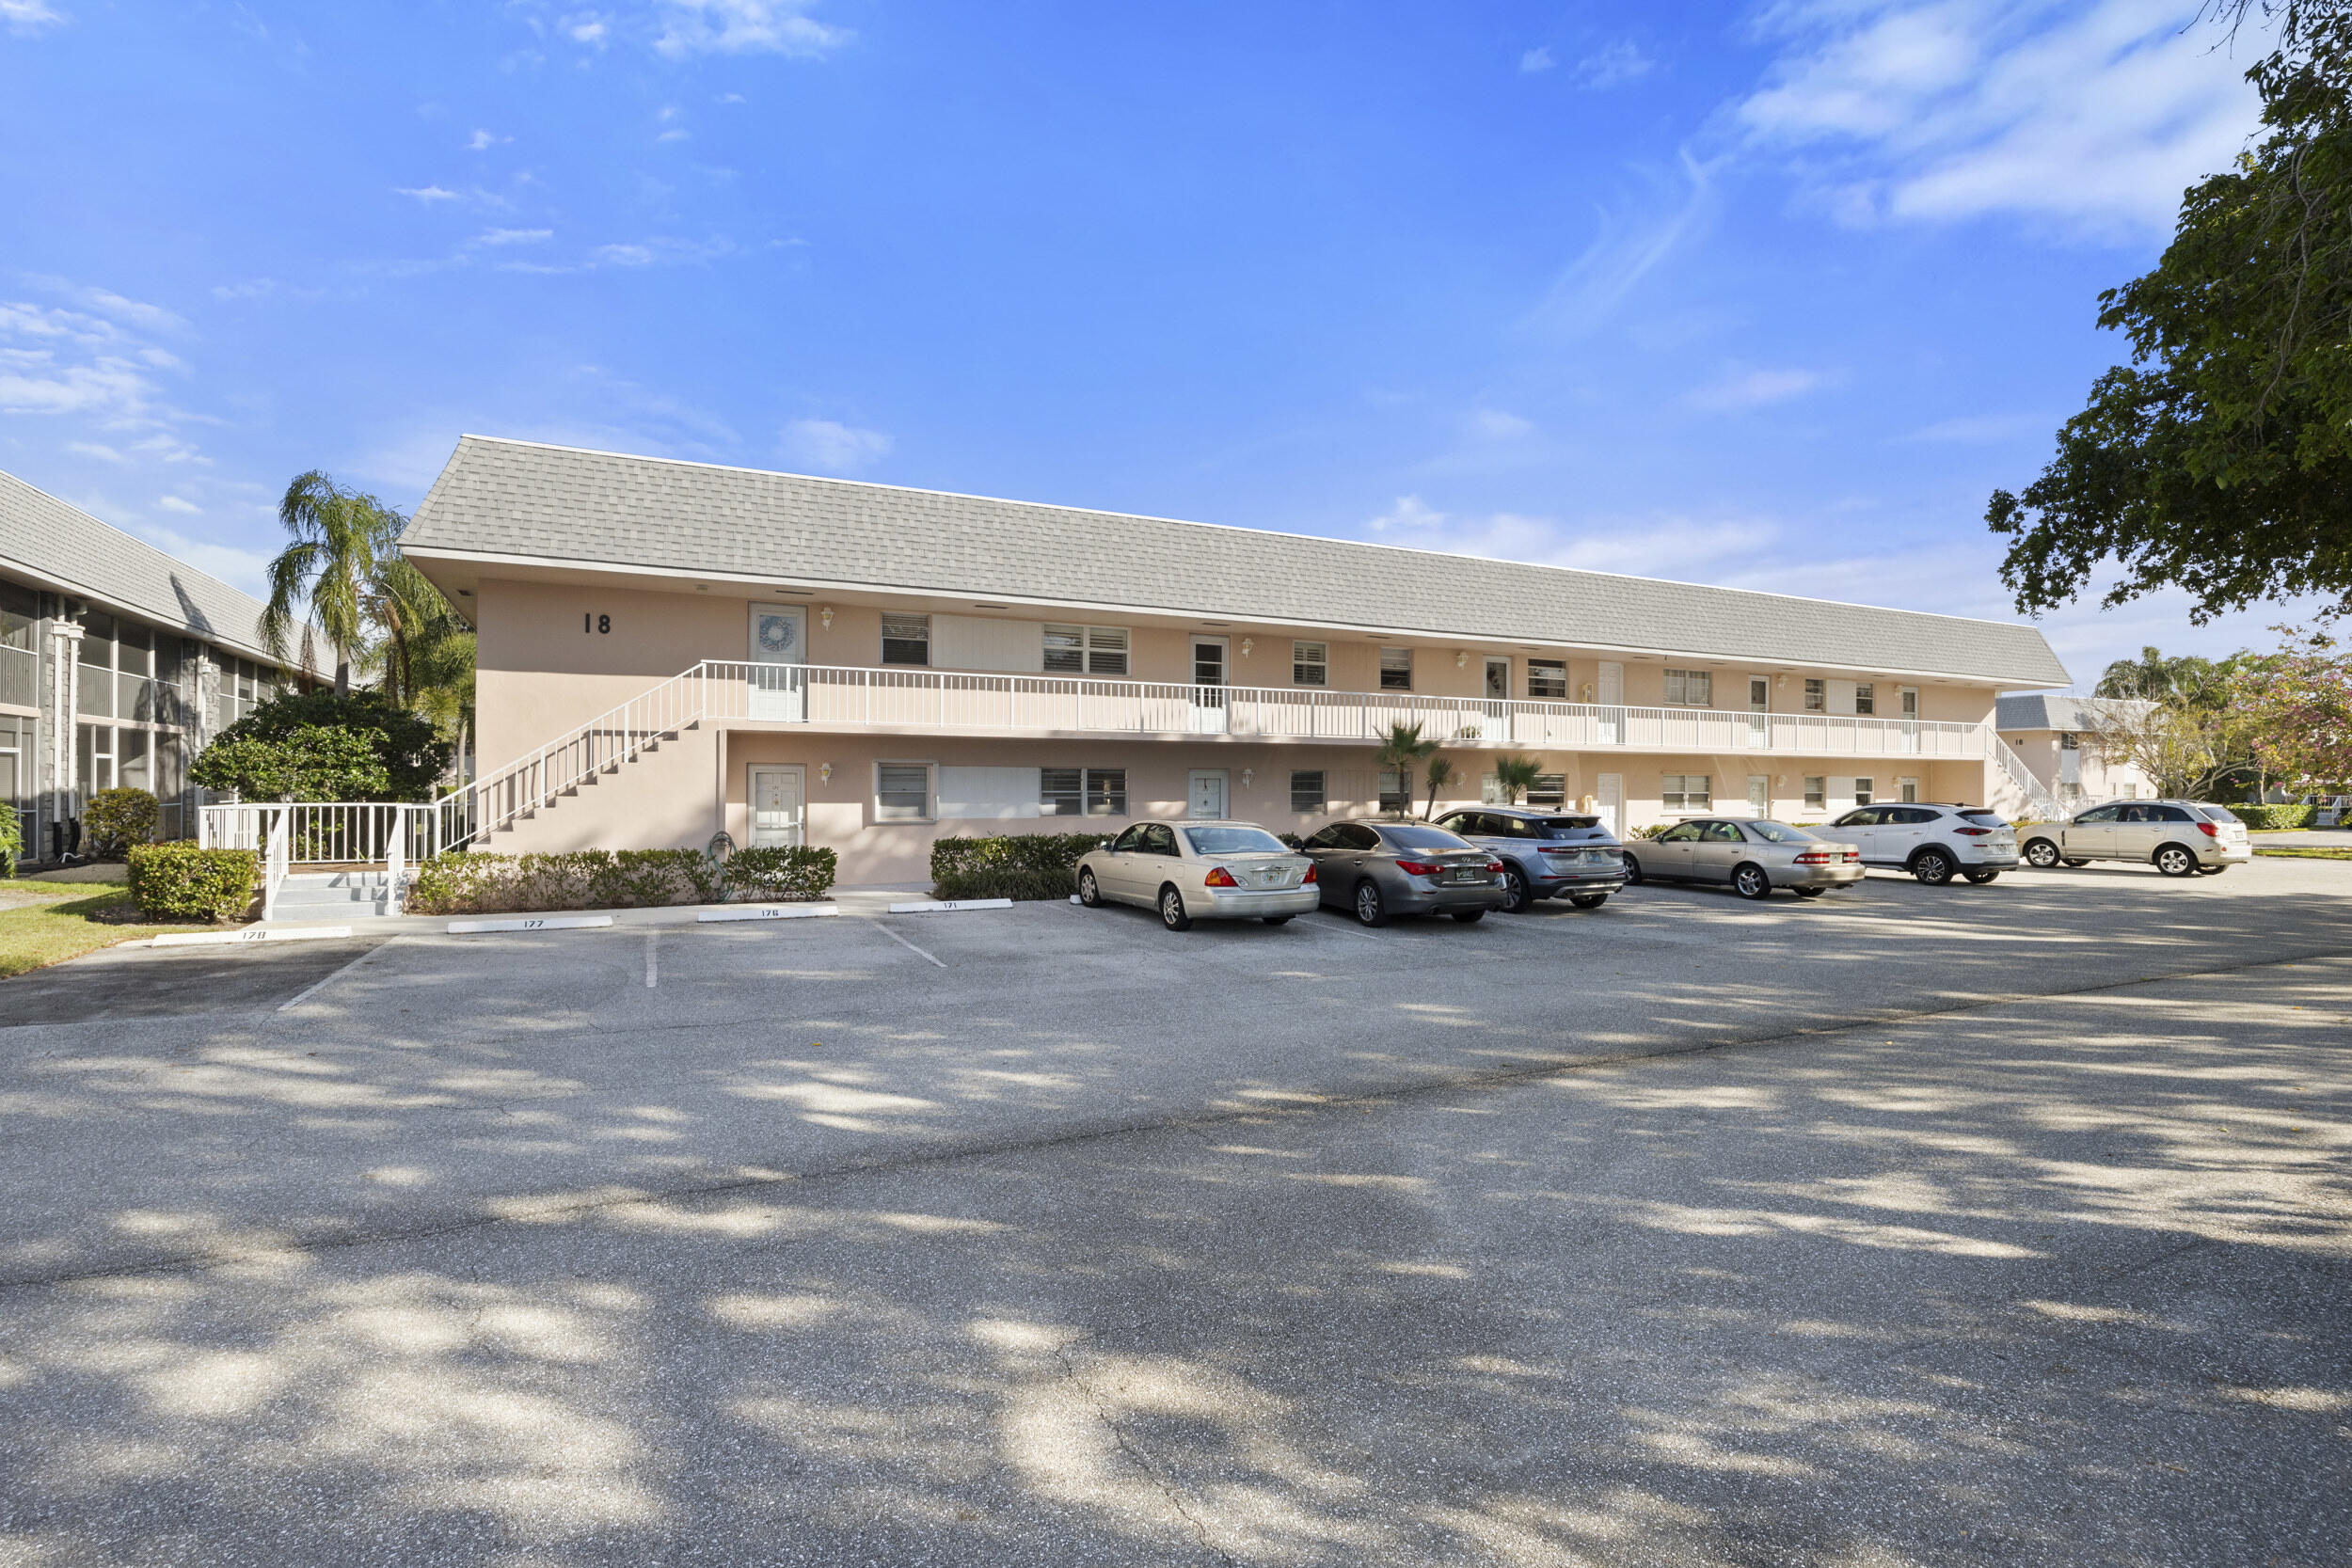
[{"x1": 1448, "y1": 868, "x2": 1478, "y2": 882}]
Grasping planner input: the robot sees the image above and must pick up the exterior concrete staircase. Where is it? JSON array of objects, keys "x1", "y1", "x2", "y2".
[{"x1": 269, "y1": 870, "x2": 400, "y2": 924}]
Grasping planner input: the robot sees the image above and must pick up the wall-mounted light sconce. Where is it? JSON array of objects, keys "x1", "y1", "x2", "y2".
[
  {"x1": 1241, "y1": 768, "x2": 1254, "y2": 787},
  {"x1": 1240, "y1": 637, "x2": 1253, "y2": 658},
  {"x1": 1774, "y1": 774, "x2": 1787, "y2": 788},
  {"x1": 1455, "y1": 650, "x2": 1469, "y2": 669},
  {"x1": 819, "y1": 606, "x2": 834, "y2": 630},
  {"x1": 1580, "y1": 682, "x2": 1596, "y2": 702},
  {"x1": 818, "y1": 762, "x2": 834, "y2": 784},
  {"x1": 1776, "y1": 673, "x2": 1788, "y2": 689}
]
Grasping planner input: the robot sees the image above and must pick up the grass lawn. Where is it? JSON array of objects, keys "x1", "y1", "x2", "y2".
[
  {"x1": 0, "y1": 879, "x2": 197, "y2": 977},
  {"x1": 2255, "y1": 846, "x2": 2352, "y2": 860}
]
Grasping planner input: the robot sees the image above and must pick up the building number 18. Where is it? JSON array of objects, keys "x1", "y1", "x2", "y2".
[{"x1": 585, "y1": 613, "x2": 610, "y2": 634}]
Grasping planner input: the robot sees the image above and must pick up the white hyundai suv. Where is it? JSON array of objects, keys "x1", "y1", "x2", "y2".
[{"x1": 1819, "y1": 802, "x2": 2020, "y2": 885}]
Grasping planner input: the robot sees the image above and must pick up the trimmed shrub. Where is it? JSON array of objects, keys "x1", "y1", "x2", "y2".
[
  {"x1": 127, "y1": 844, "x2": 261, "y2": 922},
  {"x1": 85, "y1": 787, "x2": 160, "y2": 856},
  {"x1": 402, "y1": 846, "x2": 826, "y2": 916},
  {"x1": 2230, "y1": 803, "x2": 2312, "y2": 831},
  {"x1": 724, "y1": 845, "x2": 837, "y2": 902},
  {"x1": 930, "y1": 832, "x2": 1110, "y2": 901},
  {"x1": 195, "y1": 689, "x2": 452, "y2": 801}
]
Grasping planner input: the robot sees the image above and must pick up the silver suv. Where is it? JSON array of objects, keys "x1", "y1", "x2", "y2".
[
  {"x1": 2020, "y1": 800, "x2": 2253, "y2": 877},
  {"x1": 1430, "y1": 806, "x2": 1626, "y2": 911},
  {"x1": 1820, "y1": 802, "x2": 2019, "y2": 885}
]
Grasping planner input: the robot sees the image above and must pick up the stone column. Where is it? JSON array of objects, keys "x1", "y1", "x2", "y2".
[{"x1": 47, "y1": 620, "x2": 83, "y2": 857}]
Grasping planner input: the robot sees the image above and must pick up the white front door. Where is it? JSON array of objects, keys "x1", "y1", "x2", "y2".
[
  {"x1": 1189, "y1": 638, "x2": 1229, "y2": 735},
  {"x1": 748, "y1": 604, "x2": 808, "y2": 721},
  {"x1": 1482, "y1": 657, "x2": 1511, "y2": 742},
  {"x1": 1597, "y1": 661, "x2": 1625, "y2": 745},
  {"x1": 1188, "y1": 769, "x2": 1228, "y2": 819},
  {"x1": 1747, "y1": 774, "x2": 1770, "y2": 816},
  {"x1": 1748, "y1": 676, "x2": 1771, "y2": 747},
  {"x1": 1899, "y1": 686, "x2": 1920, "y2": 752},
  {"x1": 1597, "y1": 771, "x2": 1623, "y2": 837},
  {"x1": 749, "y1": 765, "x2": 805, "y2": 847}
]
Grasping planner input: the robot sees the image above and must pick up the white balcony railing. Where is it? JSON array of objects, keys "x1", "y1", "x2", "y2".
[{"x1": 696, "y1": 660, "x2": 1988, "y2": 760}]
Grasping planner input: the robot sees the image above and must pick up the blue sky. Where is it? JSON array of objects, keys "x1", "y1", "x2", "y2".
[{"x1": 0, "y1": 0, "x2": 2310, "y2": 688}]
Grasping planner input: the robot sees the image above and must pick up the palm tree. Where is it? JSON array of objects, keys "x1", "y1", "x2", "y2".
[
  {"x1": 1493, "y1": 753, "x2": 1542, "y2": 804},
  {"x1": 264, "y1": 471, "x2": 405, "y2": 694},
  {"x1": 1374, "y1": 722, "x2": 1436, "y2": 818},
  {"x1": 1422, "y1": 754, "x2": 1455, "y2": 819}
]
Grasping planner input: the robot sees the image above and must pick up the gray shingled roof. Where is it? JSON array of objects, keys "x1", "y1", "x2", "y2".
[
  {"x1": 404, "y1": 436, "x2": 2074, "y2": 686},
  {"x1": 1996, "y1": 693, "x2": 2153, "y2": 733},
  {"x1": 0, "y1": 467, "x2": 275, "y2": 659}
]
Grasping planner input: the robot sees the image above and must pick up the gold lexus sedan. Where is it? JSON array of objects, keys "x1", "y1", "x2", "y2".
[{"x1": 1075, "y1": 821, "x2": 1321, "y2": 930}]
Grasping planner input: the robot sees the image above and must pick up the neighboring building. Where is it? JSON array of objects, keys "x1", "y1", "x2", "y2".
[
  {"x1": 400, "y1": 436, "x2": 2074, "y2": 885},
  {"x1": 0, "y1": 467, "x2": 291, "y2": 860},
  {"x1": 1994, "y1": 692, "x2": 2155, "y2": 809}
]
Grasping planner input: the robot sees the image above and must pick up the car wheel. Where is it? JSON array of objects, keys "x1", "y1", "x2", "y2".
[
  {"x1": 1077, "y1": 868, "x2": 1103, "y2": 908},
  {"x1": 1500, "y1": 866, "x2": 1531, "y2": 913},
  {"x1": 1262, "y1": 914, "x2": 1295, "y2": 925},
  {"x1": 1964, "y1": 869, "x2": 2000, "y2": 884},
  {"x1": 1912, "y1": 848, "x2": 1956, "y2": 886},
  {"x1": 2023, "y1": 838, "x2": 2059, "y2": 868},
  {"x1": 1354, "y1": 880, "x2": 1390, "y2": 927},
  {"x1": 2154, "y1": 845, "x2": 2198, "y2": 878},
  {"x1": 1451, "y1": 909, "x2": 1486, "y2": 924},
  {"x1": 2195, "y1": 864, "x2": 2228, "y2": 876},
  {"x1": 1568, "y1": 893, "x2": 1609, "y2": 910},
  {"x1": 1793, "y1": 886, "x2": 1827, "y2": 898},
  {"x1": 1733, "y1": 863, "x2": 1773, "y2": 900},
  {"x1": 1621, "y1": 853, "x2": 1645, "y2": 885},
  {"x1": 1158, "y1": 885, "x2": 1193, "y2": 930}
]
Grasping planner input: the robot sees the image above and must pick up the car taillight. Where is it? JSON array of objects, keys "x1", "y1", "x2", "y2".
[
  {"x1": 1203, "y1": 866, "x2": 1239, "y2": 888},
  {"x1": 1954, "y1": 827, "x2": 1992, "y2": 836},
  {"x1": 1301, "y1": 863, "x2": 1317, "y2": 884},
  {"x1": 1794, "y1": 851, "x2": 1835, "y2": 863},
  {"x1": 2197, "y1": 822, "x2": 2218, "y2": 838},
  {"x1": 1393, "y1": 859, "x2": 1444, "y2": 877},
  {"x1": 1486, "y1": 860, "x2": 1506, "y2": 874}
]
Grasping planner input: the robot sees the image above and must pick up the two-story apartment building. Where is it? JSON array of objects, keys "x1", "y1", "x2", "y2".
[
  {"x1": 399, "y1": 436, "x2": 2073, "y2": 884},
  {"x1": 0, "y1": 467, "x2": 291, "y2": 861},
  {"x1": 1994, "y1": 693, "x2": 2154, "y2": 809}
]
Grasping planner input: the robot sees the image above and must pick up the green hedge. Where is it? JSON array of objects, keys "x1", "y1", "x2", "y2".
[
  {"x1": 86, "y1": 787, "x2": 161, "y2": 856},
  {"x1": 2231, "y1": 803, "x2": 2312, "y2": 831},
  {"x1": 930, "y1": 832, "x2": 1109, "y2": 901},
  {"x1": 403, "y1": 846, "x2": 837, "y2": 915},
  {"x1": 127, "y1": 844, "x2": 261, "y2": 923}
]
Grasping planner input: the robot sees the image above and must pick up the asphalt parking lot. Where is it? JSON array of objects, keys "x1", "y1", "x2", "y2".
[{"x1": 1, "y1": 858, "x2": 2346, "y2": 1566}]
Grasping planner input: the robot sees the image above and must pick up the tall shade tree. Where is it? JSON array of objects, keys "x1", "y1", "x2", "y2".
[
  {"x1": 1985, "y1": 3, "x2": 2352, "y2": 623},
  {"x1": 264, "y1": 471, "x2": 405, "y2": 693}
]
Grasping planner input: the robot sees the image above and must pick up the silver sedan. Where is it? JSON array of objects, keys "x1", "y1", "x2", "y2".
[
  {"x1": 1075, "y1": 820, "x2": 1321, "y2": 930},
  {"x1": 1620, "y1": 817, "x2": 1864, "y2": 900}
]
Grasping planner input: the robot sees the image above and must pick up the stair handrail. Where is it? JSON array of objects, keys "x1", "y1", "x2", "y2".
[
  {"x1": 435, "y1": 662, "x2": 712, "y2": 852},
  {"x1": 261, "y1": 806, "x2": 290, "y2": 923},
  {"x1": 384, "y1": 804, "x2": 407, "y2": 916},
  {"x1": 1990, "y1": 734, "x2": 2064, "y2": 822}
]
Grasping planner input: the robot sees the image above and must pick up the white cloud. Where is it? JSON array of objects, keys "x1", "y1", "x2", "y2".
[
  {"x1": 1362, "y1": 494, "x2": 1781, "y2": 582},
  {"x1": 1520, "y1": 46, "x2": 1556, "y2": 73},
  {"x1": 1465, "y1": 408, "x2": 1534, "y2": 441},
  {"x1": 1686, "y1": 365, "x2": 1832, "y2": 411},
  {"x1": 655, "y1": 128, "x2": 691, "y2": 143},
  {"x1": 655, "y1": 0, "x2": 849, "y2": 57},
  {"x1": 467, "y1": 128, "x2": 507, "y2": 150},
  {"x1": 129, "y1": 524, "x2": 273, "y2": 600},
  {"x1": 1573, "y1": 40, "x2": 1653, "y2": 89},
  {"x1": 591, "y1": 236, "x2": 733, "y2": 266},
  {"x1": 782, "y1": 418, "x2": 890, "y2": 474},
  {"x1": 1524, "y1": 150, "x2": 1715, "y2": 337},
  {"x1": 2, "y1": 0, "x2": 67, "y2": 35},
  {"x1": 395, "y1": 184, "x2": 462, "y2": 202},
  {"x1": 156, "y1": 495, "x2": 201, "y2": 514},
  {"x1": 211, "y1": 277, "x2": 278, "y2": 301},
  {"x1": 477, "y1": 227, "x2": 554, "y2": 245},
  {"x1": 1737, "y1": 0, "x2": 2264, "y2": 239}
]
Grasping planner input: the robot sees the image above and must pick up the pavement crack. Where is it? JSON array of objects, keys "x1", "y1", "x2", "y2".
[{"x1": 1050, "y1": 1335, "x2": 1238, "y2": 1568}]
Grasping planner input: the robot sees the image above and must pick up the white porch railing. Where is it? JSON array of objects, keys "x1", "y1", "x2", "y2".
[
  {"x1": 199, "y1": 801, "x2": 435, "y2": 918},
  {"x1": 1990, "y1": 735, "x2": 2064, "y2": 822}
]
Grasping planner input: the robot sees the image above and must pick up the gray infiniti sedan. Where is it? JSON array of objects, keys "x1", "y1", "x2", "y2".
[
  {"x1": 1075, "y1": 820, "x2": 1320, "y2": 930},
  {"x1": 1619, "y1": 817, "x2": 1864, "y2": 900},
  {"x1": 1299, "y1": 820, "x2": 1506, "y2": 926}
]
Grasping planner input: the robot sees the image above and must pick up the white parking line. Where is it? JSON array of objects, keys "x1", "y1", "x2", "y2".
[
  {"x1": 1303, "y1": 914, "x2": 1380, "y2": 941},
  {"x1": 276, "y1": 938, "x2": 402, "y2": 1013},
  {"x1": 645, "y1": 927, "x2": 659, "y2": 989},
  {"x1": 867, "y1": 919, "x2": 947, "y2": 968}
]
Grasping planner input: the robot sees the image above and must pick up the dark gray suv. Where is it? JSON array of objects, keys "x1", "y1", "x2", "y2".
[{"x1": 1431, "y1": 807, "x2": 1628, "y2": 912}]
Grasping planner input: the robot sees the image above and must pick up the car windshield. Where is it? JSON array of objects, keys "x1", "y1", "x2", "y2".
[
  {"x1": 1536, "y1": 816, "x2": 1600, "y2": 836},
  {"x1": 1741, "y1": 820, "x2": 1817, "y2": 843},
  {"x1": 1184, "y1": 826, "x2": 1289, "y2": 855},
  {"x1": 2196, "y1": 804, "x2": 2242, "y2": 824},
  {"x1": 1959, "y1": 811, "x2": 2006, "y2": 827},
  {"x1": 1379, "y1": 824, "x2": 1474, "y2": 851}
]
